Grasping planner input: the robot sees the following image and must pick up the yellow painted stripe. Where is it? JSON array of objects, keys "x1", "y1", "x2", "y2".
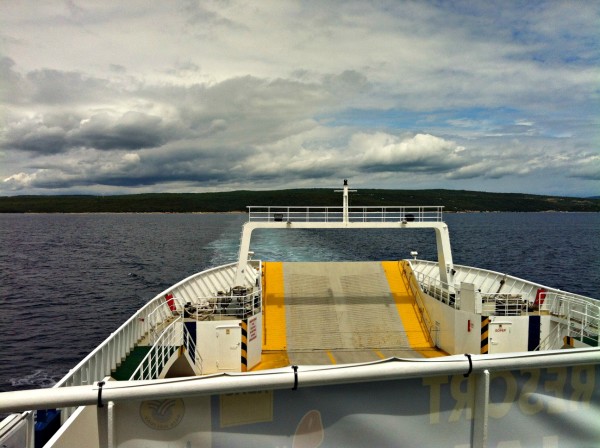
[
  {"x1": 418, "y1": 349, "x2": 447, "y2": 359},
  {"x1": 374, "y1": 350, "x2": 387, "y2": 359},
  {"x1": 262, "y1": 262, "x2": 288, "y2": 351},
  {"x1": 382, "y1": 261, "x2": 432, "y2": 350},
  {"x1": 326, "y1": 351, "x2": 337, "y2": 364},
  {"x1": 254, "y1": 351, "x2": 290, "y2": 370}
]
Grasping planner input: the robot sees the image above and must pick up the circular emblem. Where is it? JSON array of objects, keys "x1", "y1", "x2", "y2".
[{"x1": 140, "y1": 398, "x2": 185, "y2": 430}]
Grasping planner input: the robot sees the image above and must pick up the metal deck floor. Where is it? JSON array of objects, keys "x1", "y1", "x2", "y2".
[{"x1": 257, "y1": 261, "x2": 445, "y2": 370}]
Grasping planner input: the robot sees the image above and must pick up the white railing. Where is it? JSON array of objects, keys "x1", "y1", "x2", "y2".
[
  {"x1": 412, "y1": 261, "x2": 599, "y2": 346},
  {"x1": 480, "y1": 293, "x2": 528, "y2": 316},
  {"x1": 0, "y1": 411, "x2": 33, "y2": 448},
  {"x1": 55, "y1": 263, "x2": 240, "y2": 388},
  {"x1": 52, "y1": 293, "x2": 180, "y2": 420},
  {"x1": 542, "y1": 292, "x2": 599, "y2": 343},
  {"x1": 55, "y1": 294, "x2": 179, "y2": 390},
  {"x1": 413, "y1": 269, "x2": 457, "y2": 307},
  {"x1": 148, "y1": 295, "x2": 185, "y2": 325},
  {"x1": 182, "y1": 323, "x2": 202, "y2": 374},
  {"x1": 248, "y1": 206, "x2": 443, "y2": 223},
  {"x1": 2, "y1": 349, "x2": 600, "y2": 448},
  {"x1": 183, "y1": 289, "x2": 262, "y2": 320},
  {"x1": 130, "y1": 319, "x2": 183, "y2": 381},
  {"x1": 130, "y1": 317, "x2": 204, "y2": 381},
  {"x1": 50, "y1": 262, "x2": 242, "y2": 421},
  {"x1": 534, "y1": 321, "x2": 564, "y2": 351},
  {"x1": 147, "y1": 296, "x2": 186, "y2": 342},
  {"x1": 2, "y1": 260, "x2": 258, "y2": 436}
]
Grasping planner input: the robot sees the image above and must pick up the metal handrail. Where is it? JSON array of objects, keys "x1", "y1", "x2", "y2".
[
  {"x1": 3, "y1": 349, "x2": 600, "y2": 416},
  {"x1": 147, "y1": 296, "x2": 186, "y2": 343},
  {"x1": 54, "y1": 262, "x2": 238, "y2": 389},
  {"x1": 130, "y1": 317, "x2": 203, "y2": 381},
  {"x1": 184, "y1": 289, "x2": 262, "y2": 320},
  {"x1": 130, "y1": 318, "x2": 183, "y2": 381},
  {"x1": 403, "y1": 261, "x2": 435, "y2": 346},
  {"x1": 413, "y1": 264, "x2": 598, "y2": 344},
  {"x1": 52, "y1": 293, "x2": 174, "y2": 421},
  {"x1": 413, "y1": 270, "x2": 457, "y2": 308},
  {"x1": 247, "y1": 206, "x2": 444, "y2": 223},
  {"x1": 182, "y1": 323, "x2": 202, "y2": 374},
  {"x1": 148, "y1": 296, "x2": 185, "y2": 327},
  {"x1": 544, "y1": 292, "x2": 599, "y2": 340},
  {"x1": 50, "y1": 262, "x2": 240, "y2": 420},
  {"x1": 480, "y1": 292, "x2": 528, "y2": 316},
  {"x1": 55, "y1": 293, "x2": 176, "y2": 389},
  {"x1": 534, "y1": 321, "x2": 564, "y2": 351}
]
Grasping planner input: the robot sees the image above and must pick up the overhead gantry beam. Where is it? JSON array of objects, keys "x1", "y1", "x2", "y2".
[{"x1": 233, "y1": 220, "x2": 455, "y2": 288}]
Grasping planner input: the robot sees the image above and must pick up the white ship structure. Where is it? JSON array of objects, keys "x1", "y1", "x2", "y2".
[{"x1": 1, "y1": 180, "x2": 598, "y2": 447}]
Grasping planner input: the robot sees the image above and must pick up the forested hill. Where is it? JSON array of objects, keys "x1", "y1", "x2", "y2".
[{"x1": 0, "y1": 189, "x2": 598, "y2": 213}]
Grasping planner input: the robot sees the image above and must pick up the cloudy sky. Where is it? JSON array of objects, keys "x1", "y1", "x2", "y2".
[{"x1": 1, "y1": 1, "x2": 598, "y2": 197}]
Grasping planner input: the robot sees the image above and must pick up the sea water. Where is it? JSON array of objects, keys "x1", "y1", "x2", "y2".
[{"x1": 0, "y1": 212, "x2": 598, "y2": 393}]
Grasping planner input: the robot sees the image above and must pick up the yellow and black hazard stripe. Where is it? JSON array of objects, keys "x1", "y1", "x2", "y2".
[
  {"x1": 563, "y1": 335, "x2": 575, "y2": 348},
  {"x1": 481, "y1": 316, "x2": 490, "y2": 354},
  {"x1": 241, "y1": 320, "x2": 248, "y2": 371}
]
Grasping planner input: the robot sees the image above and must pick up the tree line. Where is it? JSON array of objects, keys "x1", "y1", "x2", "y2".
[{"x1": 0, "y1": 189, "x2": 598, "y2": 213}]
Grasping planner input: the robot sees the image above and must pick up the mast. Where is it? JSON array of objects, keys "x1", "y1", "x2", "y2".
[{"x1": 334, "y1": 179, "x2": 357, "y2": 224}]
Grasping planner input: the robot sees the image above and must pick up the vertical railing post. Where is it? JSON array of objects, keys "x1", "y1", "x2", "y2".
[{"x1": 472, "y1": 370, "x2": 490, "y2": 448}]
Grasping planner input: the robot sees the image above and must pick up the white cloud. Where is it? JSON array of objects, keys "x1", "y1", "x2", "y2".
[
  {"x1": 3, "y1": 172, "x2": 37, "y2": 189},
  {"x1": 357, "y1": 133, "x2": 463, "y2": 162},
  {"x1": 122, "y1": 153, "x2": 140, "y2": 164},
  {"x1": 567, "y1": 155, "x2": 600, "y2": 180}
]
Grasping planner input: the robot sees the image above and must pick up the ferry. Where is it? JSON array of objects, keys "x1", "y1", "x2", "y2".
[{"x1": 1, "y1": 180, "x2": 598, "y2": 447}]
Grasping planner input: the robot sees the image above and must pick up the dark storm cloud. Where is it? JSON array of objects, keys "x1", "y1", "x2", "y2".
[
  {"x1": 4, "y1": 124, "x2": 68, "y2": 154},
  {"x1": 72, "y1": 112, "x2": 174, "y2": 150},
  {"x1": 3, "y1": 111, "x2": 176, "y2": 154}
]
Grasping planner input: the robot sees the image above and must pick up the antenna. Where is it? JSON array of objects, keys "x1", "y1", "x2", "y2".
[{"x1": 334, "y1": 179, "x2": 357, "y2": 223}]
